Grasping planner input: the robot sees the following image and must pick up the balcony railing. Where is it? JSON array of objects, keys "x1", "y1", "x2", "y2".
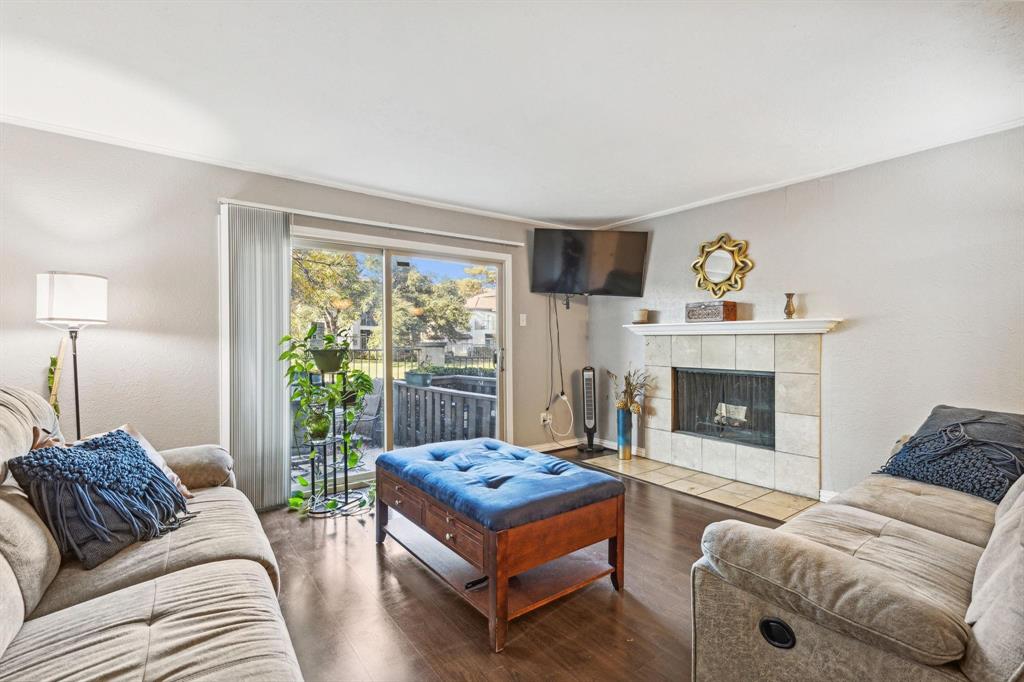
[{"x1": 393, "y1": 377, "x2": 497, "y2": 447}]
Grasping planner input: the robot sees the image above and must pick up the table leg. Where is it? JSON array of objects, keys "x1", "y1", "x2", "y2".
[
  {"x1": 609, "y1": 493, "x2": 625, "y2": 591},
  {"x1": 375, "y1": 494, "x2": 388, "y2": 543},
  {"x1": 487, "y1": 531, "x2": 509, "y2": 653}
]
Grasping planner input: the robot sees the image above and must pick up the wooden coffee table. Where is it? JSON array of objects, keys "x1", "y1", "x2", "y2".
[{"x1": 376, "y1": 467, "x2": 625, "y2": 652}]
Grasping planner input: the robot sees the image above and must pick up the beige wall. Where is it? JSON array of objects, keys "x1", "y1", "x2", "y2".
[
  {"x1": 589, "y1": 127, "x2": 1024, "y2": 493},
  {"x1": 0, "y1": 124, "x2": 588, "y2": 450}
]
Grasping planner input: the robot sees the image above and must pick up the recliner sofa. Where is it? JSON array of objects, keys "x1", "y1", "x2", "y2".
[
  {"x1": 693, "y1": 469, "x2": 1024, "y2": 681},
  {"x1": 0, "y1": 387, "x2": 302, "y2": 681}
]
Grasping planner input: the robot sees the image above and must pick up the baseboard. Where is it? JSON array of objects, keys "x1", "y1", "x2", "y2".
[
  {"x1": 818, "y1": 490, "x2": 838, "y2": 503},
  {"x1": 524, "y1": 438, "x2": 582, "y2": 452}
]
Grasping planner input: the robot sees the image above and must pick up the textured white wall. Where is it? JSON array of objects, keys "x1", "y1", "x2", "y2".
[
  {"x1": 0, "y1": 124, "x2": 588, "y2": 450},
  {"x1": 588, "y1": 127, "x2": 1024, "y2": 493}
]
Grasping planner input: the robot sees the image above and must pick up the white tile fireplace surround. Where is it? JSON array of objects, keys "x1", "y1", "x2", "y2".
[{"x1": 626, "y1": 319, "x2": 842, "y2": 499}]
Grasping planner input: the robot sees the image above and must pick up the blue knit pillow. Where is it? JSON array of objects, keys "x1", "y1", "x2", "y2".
[{"x1": 9, "y1": 429, "x2": 190, "y2": 569}]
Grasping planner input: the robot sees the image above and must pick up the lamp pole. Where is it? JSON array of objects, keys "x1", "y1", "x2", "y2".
[{"x1": 69, "y1": 328, "x2": 81, "y2": 440}]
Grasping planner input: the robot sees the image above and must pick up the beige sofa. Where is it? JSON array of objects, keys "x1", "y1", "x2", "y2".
[
  {"x1": 693, "y1": 471, "x2": 1024, "y2": 682},
  {"x1": 0, "y1": 387, "x2": 302, "y2": 681}
]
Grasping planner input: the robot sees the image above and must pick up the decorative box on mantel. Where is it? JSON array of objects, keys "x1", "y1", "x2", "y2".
[{"x1": 624, "y1": 318, "x2": 842, "y2": 500}]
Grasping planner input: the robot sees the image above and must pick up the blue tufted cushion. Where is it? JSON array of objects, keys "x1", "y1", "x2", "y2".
[{"x1": 376, "y1": 438, "x2": 624, "y2": 531}]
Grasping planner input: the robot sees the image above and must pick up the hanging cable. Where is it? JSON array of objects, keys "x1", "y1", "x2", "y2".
[{"x1": 545, "y1": 294, "x2": 574, "y2": 440}]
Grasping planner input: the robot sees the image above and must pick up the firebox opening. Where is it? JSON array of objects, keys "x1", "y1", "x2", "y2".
[{"x1": 674, "y1": 367, "x2": 775, "y2": 449}]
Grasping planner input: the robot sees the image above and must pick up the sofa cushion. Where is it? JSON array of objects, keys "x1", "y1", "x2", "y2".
[
  {"x1": 0, "y1": 483, "x2": 60, "y2": 618},
  {"x1": 701, "y1": 506, "x2": 979, "y2": 665},
  {"x1": 0, "y1": 559, "x2": 301, "y2": 682},
  {"x1": 961, "y1": 484, "x2": 1024, "y2": 682},
  {"x1": 829, "y1": 474, "x2": 996, "y2": 547},
  {"x1": 376, "y1": 437, "x2": 624, "y2": 530},
  {"x1": 0, "y1": 387, "x2": 62, "y2": 482},
  {"x1": 30, "y1": 486, "x2": 279, "y2": 618}
]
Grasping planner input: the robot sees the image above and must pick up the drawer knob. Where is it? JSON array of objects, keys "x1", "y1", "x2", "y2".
[
  {"x1": 444, "y1": 532, "x2": 455, "y2": 542},
  {"x1": 395, "y1": 498, "x2": 402, "y2": 506},
  {"x1": 445, "y1": 515, "x2": 454, "y2": 524}
]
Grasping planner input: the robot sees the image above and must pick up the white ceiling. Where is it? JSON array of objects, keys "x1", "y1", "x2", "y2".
[{"x1": 2, "y1": 1, "x2": 1022, "y2": 227}]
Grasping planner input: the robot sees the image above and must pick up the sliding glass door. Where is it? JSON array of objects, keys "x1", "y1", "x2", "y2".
[
  {"x1": 289, "y1": 238, "x2": 506, "y2": 488},
  {"x1": 389, "y1": 253, "x2": 501, "y2": 449}
]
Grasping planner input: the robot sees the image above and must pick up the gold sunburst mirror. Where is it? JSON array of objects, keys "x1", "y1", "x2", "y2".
[{"x1": 691, "y1": 233, "x2": 754, "y2": 298}]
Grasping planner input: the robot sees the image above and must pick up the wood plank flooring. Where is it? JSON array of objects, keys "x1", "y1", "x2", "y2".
[{"x1": 259, "y1": 448, "x2": 778, "y2": 681}]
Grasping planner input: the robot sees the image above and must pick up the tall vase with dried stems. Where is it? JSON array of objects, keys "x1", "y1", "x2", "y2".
[{"x1": 607, "y1": 368, "x2": 652, "y2": 461}]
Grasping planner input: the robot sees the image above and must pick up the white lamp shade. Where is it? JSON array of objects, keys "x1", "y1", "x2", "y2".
[{"x1": 36, "y1": 272, "x2": 108, "y2": 328}]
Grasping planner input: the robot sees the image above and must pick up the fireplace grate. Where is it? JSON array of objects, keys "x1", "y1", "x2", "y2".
[{"x1": 674, "y1": 367, "x2": 775, "y2": 449}]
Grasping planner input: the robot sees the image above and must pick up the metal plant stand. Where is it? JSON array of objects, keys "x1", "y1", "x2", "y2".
[{"x1": 306, "y1": 370, "x2": 369, "y2": 517}]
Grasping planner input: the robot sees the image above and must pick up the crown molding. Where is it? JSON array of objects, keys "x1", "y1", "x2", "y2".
[
  {"x1": 0, "y1": 114, "x2": 580, "y2": 230},
  {"x1": 598, "y1": 118, "x2": 1024, "y2": 230}
]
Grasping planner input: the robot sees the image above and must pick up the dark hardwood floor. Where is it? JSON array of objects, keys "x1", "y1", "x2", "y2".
[{"x1": 260, "y1": 449, "x2": 777, "y2": 681}]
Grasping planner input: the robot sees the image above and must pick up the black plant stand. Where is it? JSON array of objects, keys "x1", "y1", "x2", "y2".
[{"x1": 306, "y1": 370, "x2": 368, "y2": 517}]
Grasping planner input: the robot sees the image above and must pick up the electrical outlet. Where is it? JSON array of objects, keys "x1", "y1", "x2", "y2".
[{"x1": 540, "y1": 411, "x2": 552, "y2": 426}]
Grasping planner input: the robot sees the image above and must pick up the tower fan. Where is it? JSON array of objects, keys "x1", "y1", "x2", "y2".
[{"x1": 577, "y1": 366, "x2": 605, "y2": 453}]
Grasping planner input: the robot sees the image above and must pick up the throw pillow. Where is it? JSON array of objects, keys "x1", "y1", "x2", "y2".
[
  {"x1": 878, "y1": 406, "x2": 1024, "y2": 502},
  {"x1": 8, "y1": 429, "x2": 190, "y2": 569},
  {"x1": 78, "y1": 424, "x2": 193, "y2": 498}
]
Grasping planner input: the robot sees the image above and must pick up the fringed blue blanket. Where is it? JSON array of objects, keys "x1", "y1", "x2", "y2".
[
  {"x1": 879, "y1": 414, "x2": 1024, "y2": 503},
  {"x1": 9, "y1": 429, "x2": 191, "y2": 569}
]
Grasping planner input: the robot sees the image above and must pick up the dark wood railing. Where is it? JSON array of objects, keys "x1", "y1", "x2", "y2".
[{"x1": 393, "y1": 378, "x2": 497, "y2": 447}]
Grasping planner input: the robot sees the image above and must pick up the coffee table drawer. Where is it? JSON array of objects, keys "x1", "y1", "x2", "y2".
[
  {"x1": 424, "y1": 504, "x2": 484, "y2": 568},
  {"x1": 381, "y1": 478, "x2": 423, "y2": 525}
]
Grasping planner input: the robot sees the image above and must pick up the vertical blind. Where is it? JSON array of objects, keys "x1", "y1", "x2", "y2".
[{"x1": 226, "y1": 205, "x2": 290, "y2": 509}]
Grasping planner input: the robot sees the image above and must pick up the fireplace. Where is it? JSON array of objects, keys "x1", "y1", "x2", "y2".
[{"x1": 674, "y1": 368, "x2": 775, "y2": 449}]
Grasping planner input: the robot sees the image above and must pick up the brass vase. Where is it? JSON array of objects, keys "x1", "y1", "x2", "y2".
[{"x1": 784, "y1": 293, "x2": 796, "y2": 320}]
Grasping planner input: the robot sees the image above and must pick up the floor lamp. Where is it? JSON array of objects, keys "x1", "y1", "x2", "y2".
[{"x1": 35, "y1": 272, "x2": 108, "y2": 440}]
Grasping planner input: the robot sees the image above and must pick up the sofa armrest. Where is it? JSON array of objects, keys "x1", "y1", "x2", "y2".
[
  {"x1": 700, "y1": 520, "x2": 970, "y2": 665},
  {"x1": 160, "y1": 445, "x2": 236, "y2": 490}
]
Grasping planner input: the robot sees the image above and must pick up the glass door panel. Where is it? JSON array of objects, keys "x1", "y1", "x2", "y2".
[
  {"x1": 389, "y1": 253, "x2": 501, "y2": 449},
  {"x1": 289, "y1": 242, "x2": 385, "y2": 491}
]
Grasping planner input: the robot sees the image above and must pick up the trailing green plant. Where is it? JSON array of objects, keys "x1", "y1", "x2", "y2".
[
  {"x1": 47, "y1": 356, "x2": 60, "y2": 417},
  {"x1": 279, "y1": 323, "x2": 375, "y2": 514}
]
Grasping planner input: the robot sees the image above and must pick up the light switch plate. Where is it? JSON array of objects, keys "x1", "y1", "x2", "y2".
[{"x1": 519, "y1": 314, "x2": 527, "y2": 326}]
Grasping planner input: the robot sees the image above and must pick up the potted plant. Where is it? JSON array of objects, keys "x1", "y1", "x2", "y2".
[
  {"x1": 404, "y1": 360, "x2": 434, "y2": 387},
  {"x1": 279, "y1": 324, "x2": 375, "y2": 514},
  {"x1": 607, "y1": 368, "x2": 652, "y2": 461}
]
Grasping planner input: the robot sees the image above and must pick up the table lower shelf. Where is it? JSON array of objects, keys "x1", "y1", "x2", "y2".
[{"x1": 384, "y1": 514, "x2": 613, "y2": 621}]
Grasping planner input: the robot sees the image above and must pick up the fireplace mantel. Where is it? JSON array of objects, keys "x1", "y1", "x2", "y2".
[{"x1": 624, "y1": 318, "x2": 842, "y2": 336}]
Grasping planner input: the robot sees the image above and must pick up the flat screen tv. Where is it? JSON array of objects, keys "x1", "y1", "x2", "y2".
[{"x1": 530, "y1": 228, "x2": 649, "y2": 297}]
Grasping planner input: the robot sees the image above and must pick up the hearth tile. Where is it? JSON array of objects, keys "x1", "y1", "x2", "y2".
[
  {"x1": 735, "y1": 445, "x2": 774, "y2": 488},
  {"x1": 647, "y1": 365, "x2": 673, "y2": 399},
  {"x1": 645, "y1": 336, "x2": 671, "y2": 367},
  {"x1": 666, "y1": 477, "x2": 718, "y2": 496},
  {"x1": 738, "y1": 497, "x2": 795, "y2": 521},
  {"x1": 670, "y1": 432, "x2": 702, "y2": 469},
  {"x1": 784, "y1": 502, "x2": 820, "y2": 520},
  {"x1": 632, "y1": 469, "x2": 686, "y2": 485},
  {"x1": 735, "y1": 335, "x2": 774, "y2": 372},
  {"x1": 775, "y1": 413, "x2": 820, "y2": 457},
  {"x1": 644, "y1": 427, "x2": 672, "y2": 462},
  {"x1": 671, "y1": 335, "x2": 701, "y2": 368},
  {"x1": 700, "y1": 336, "x2": 736, "y2": 370},
  {"x1": 770, "y1": 452, "x2": 820, "y2": 500},
  {"x1": 657, "y1": 464, "x2": 701, "y2": 479},
  {"x1": 644, "y1": 397, "x2": 672, "y2": 431},
  {"x1": 756, "y1": 490, "x2": 818, "y2": 512},
  {"x1": 718, "y1": 481, "x2": 771, "y2": 499},
  {"x1": 776, "y1": 373, "x2": 820, "y2": 416},
  {"x1": 775, "y1": 334, "x2": 820, "y2": 374},
  {"x1": 700, "y1": 487, "x2": 760, "y2": 507},
  {"x1": 700, "y1": 439, "x2": 736, "y2": 479},
  {"x1": 686, "y1": 472, "x2": 732, "y2": 489}
]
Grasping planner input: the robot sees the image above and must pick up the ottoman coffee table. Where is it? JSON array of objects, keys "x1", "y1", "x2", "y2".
[{"x1": 375, "y1": 438, "x2": 626, "y2": 652}]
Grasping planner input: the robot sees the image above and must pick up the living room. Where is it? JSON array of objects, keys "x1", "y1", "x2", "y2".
[{"x1": 1, "y1": 2, "x2": 1021, "y2": 681}]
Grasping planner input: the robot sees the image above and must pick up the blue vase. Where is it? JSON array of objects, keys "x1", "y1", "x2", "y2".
[{"x1": 617, "y1": 407, "x2": 633, "y2": 460}]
